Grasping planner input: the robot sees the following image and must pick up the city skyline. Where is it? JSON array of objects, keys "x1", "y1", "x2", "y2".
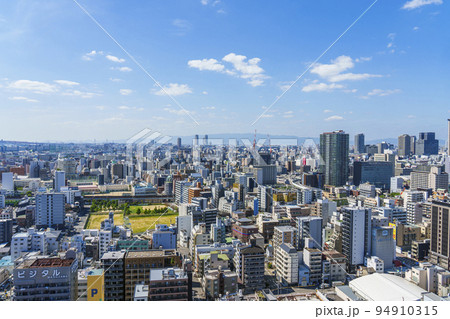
[{"x1": 0, "y1": 0, "x2": 449, "y2": 141}]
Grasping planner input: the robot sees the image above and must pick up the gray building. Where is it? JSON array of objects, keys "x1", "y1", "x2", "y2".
[
  {"x1": 0, "y1": 219, "x2": 13, "y2": 244},
  {"x1": 35, "y1": 193, "x2": 65, "y2": 229},
  {"x1": 297, "y1": 216, "x2": 323, "y2": 250},
  {"x1": 355, "y1": 133, "x2": 365, "y2": 154},
  {"x1": 371, "y1": 227, "x2": 396, "y2": 269},
  {"x1": 398, "y1": 134, "x2": 411, "y2": 157},
  {"x1": 13, "y1": 257, "x2": 78, "y2": 301},
  {"x1": 102, "y1": 251, "x2": 125, "y2": 301},
  {"x1": 416, "y1": 132, "x2": 439, "y2": 156}
]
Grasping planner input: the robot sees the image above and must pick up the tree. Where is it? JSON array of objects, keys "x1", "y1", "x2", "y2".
[{"x1": 136, "y1": 208, "x2": 142, "y2": 215}]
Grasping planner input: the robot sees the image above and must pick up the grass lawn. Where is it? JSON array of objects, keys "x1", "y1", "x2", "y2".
[
  {"x1": 86, "y1": 212, "x2": 178, "y2": 234},
  {"x1": 128, "y1": 204, "x2": 167, "y2": 213}
]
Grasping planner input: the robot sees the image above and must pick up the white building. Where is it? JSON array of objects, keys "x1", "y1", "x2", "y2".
[
  {"x1": 35, "y1": 193, "x2": 65, "y2": 228},
  {"x1": 11, "y1": 228, "x2": 60, "y2": 261},
  {"x1": 54, "y1": 171, "x2": 66, "y2": 192},
  {"x1": 275, "y1": 243, "x2": 299, "y2": 285},
  {"x1": 390, "y1": 176, "x2": 404, "y2": 193},
  {"x1": 99, "y1": 230, "x2": 112, "y2": 258},
  {"x1": 365, "y1": 256, "x2": 384, "y2": 273}
]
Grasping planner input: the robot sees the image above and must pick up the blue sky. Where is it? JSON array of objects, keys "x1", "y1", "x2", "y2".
[{"x1": 0, "y1": 0, "x2": 448, "y2": 142}]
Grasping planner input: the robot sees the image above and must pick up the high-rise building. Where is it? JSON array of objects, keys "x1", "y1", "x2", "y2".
[
  {"x1": 371, "y1": 227, "x2": 396, "y2": 269},
  {"x1": 354, "y1": 133, "x2": 365, "y2": 154},
  {"x1": 320, "y1": 130, "x2": 349, "y2": 187},
  {"x1": 177, "y1": 137, "x2": 182, "y2": 148},
  {"x1": 353, "y1": 161, "x2": 394, "y2": 189},
  {"x1": 0, "y1": 219, "x2": 13, "y2": 244},
  {"x1": 148, "y1": 268, "x2": 189, "y2": 301},
  {"x1": 416, "y1": 132, "x2": 439, "y2": 156},
  {"x1": 54, "y1": 171, "x2": 66, "y2": 192},
  {"x1": 410, "y1": 136, "x2": 417, "y2": 155},
  {"x1": 102, "y1": 251, "x2": 125, "y2": 301},
  {"x1": 275, "y1": 243, "x2": 299, "y2": 285},
  {"x1": 341, "y1": 207, "x2": 372, "y2": 272},
  {"x1": 35, "y1": 193, "x2": 65, "y2": 228},
  {"x1": 430, "y1": 201, "x2": 450, "y2": 270},
  {"x1": 428, "y1": 166, "x2": 449, "y2": 191},
  {"x1": 398, "y1": 134, "x2": 411, "y2": 157}
]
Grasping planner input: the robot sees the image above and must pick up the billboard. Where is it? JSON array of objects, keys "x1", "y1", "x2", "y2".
[{"x1": 87, "y1": 270, "x2": 104, "y2": 301}]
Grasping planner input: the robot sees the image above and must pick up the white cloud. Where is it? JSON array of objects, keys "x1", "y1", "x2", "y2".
[
  {"x1": 82, "y1": 50, "x2": 103, "y2": 61},
  {"x1": 9, "y1": 96, "x2": 38, "y2": 103},
  {"x1": 118, "y1": 105, "x2": 144, "y2": 111},
  {"x1": 223, "y1": 53, "x2": 268, "y2": 87},
  {"x1": 413, "y1": 26, "x2": 420, "y2": 31},
  {"x1": 54, "y1": 80, "x2": 79, "y2": 86},
  {"x1": 188, "y1": 53, "x2": 268, "y2": 87},
  {"x1": 366, "y1": 88, "x2": 401, "y2": 97},
  {"x1": 109, "y1": 78, "x2": 123, "y2": 82},
  {"x1": 62, "y1": 90, "x2": 99, "y2": 99},
  {"x1": 407, "y1": 114, "x2": 417, "y2": 119},
  {"x1": 325, "y1": 115, "x2": 344, "y2": 121},
  {"x1": 106, "y1": 55, "x2": 125, "y2": 63},
  {"x1": 201, "y1": 0, "x2": 209, "y2": 5},
  {"x1": 154, "y1": 83, "x2": 192, "y2": 96},
  {"x1": 302, "y1": 82, "x2": 345, "y2": 92},
  {"x1": 310, "y1": 55, "x2": 381, "y2": 83},
  {"x1": 164, "y1": 107, "x2": 190, "y2": 116},
  {"x1": 119, "y1": 89, "x2": 133, "y2": 95},
  {"x1": 323, "y1": 109, "x2": 333, "y2": 113},
  {"x1": 202, "y1": 106, "x2": 216, "y2": 110},
  {"x1": 261, "y1": 114, "x2": 273, "y2": 118},
  {"x1": 402, "y1": 0, "x2": 443, "y2": 10},
  {"x1": 118, "y1": 105, "x2": 130, "y2": 110},
  {"x1": 111, "y1": 66, "x2": 132, "y2": 72},
  {"x1": 96, "y1": 106, "x2": 106, "y2": 111},
  {"x1": 8, "y1": 80, "x2": 57, "y2": 94},
  {"x1": 188, "y1": 58, "x2": 225, "y2": 71},
  {"x1": 202, "y1": 91, "x2": 208, "y2": 95},
  {"x1": 172, "y1": 19, "x2": 191, "y2": 35}
]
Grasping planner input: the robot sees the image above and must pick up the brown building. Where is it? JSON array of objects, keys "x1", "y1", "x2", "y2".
[
  {"x1": 430, "y1": 201, "x2": 450, "y2": 270},
  {"x1": 124, "y1": 250, "x2": 181, "y2": 300},
  {"x1": 188, "y1": 182, "x2": 202, "y2": 203},
  {"x1": 232, "y1": 218, "x2": 259, "y2": 243}
]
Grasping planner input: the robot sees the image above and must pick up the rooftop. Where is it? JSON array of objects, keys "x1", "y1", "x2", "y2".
[{"x1": 29, "y1": 257, "x2": 74, "y2": 268}]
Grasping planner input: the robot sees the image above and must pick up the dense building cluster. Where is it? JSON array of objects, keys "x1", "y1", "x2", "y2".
[{"x1": 0, "y1": 121, "x2": 450, "y2": 301}]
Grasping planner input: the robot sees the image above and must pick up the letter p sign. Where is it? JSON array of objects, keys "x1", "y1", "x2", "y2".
[{"x1": 91, "y1": 289, "x2": 98, "y2": 298}]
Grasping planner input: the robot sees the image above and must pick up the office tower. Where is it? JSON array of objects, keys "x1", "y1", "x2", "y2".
[
  {"x1": 0, "y1": 194, "x2": 4, "y2": 209},
  {"x1": 297, "y1": 216, "x2": 323, "y2": 250},
  {"x1": 98, "y1": 174, "x2": 105, "y2": 186},
  {"x1": 353, "y1": 161, "x2": 394, "y2": 189},
  {"x1": 354, "y1": 133, "x2": 365, "y2": 154},
  {"x1": 194, "y1": 134, "x2": 199, "y2": 146},
  {"x1": 254, "y1": 165, "x2": 276, "y2": 185},
  {"x1": 416, "y1": 132, "x2": 439, "y2": 156},
  {"x1": 428, "y1": 166, "x2": 449, "y2": 191},
  {"x1": 177, "y1": 137, "x2": 182, "y2": 148},
  {"x1": 410, "y1": 135, "x2": 417, "y2": 155},
  {"x1": 341, "y1": 207, "x2": 372, "y2": 272},
  {"x1": 111, "y1": 163, "x2": 124, "y2": 179},
  {"x1": 54, "y1": 170, "x2": 65, "y2": 192},
  {"x1": 13, "y1": 257, "x2": 78, "y2": 301},
  {"x1": 1, "y1": 172, "x2": 13, "y2": 191},
  {"x1": 371, "y1": 227, "x2": 396, "y2": 269},
  {"x1": 257, "y1": 185, "x2": 273, "y2": 212},
  {"x1": 398, "y1": 134, "x2": 411, "y2": 157},
  {"x1": 102, "y1": 251, "x2": 125, "y2": 301},
  {"x1": 377, "y1": 142, "x2": 389, "y2": 154},
  {"x1": 410, "y1": 171, "x2": 430, "y2": 190},
  {"x1": 430, "y1": 201, "x2": 450, "y2": 270},
  {"x1": 35, "y1": 193, "x2": 65, "y2": 228},
  {"x1": 320, "y1": 130, "x2": 349, "y2": 187},
  {"x1": 204, "y1": 134, "x2": 208, "y2": 146}
]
